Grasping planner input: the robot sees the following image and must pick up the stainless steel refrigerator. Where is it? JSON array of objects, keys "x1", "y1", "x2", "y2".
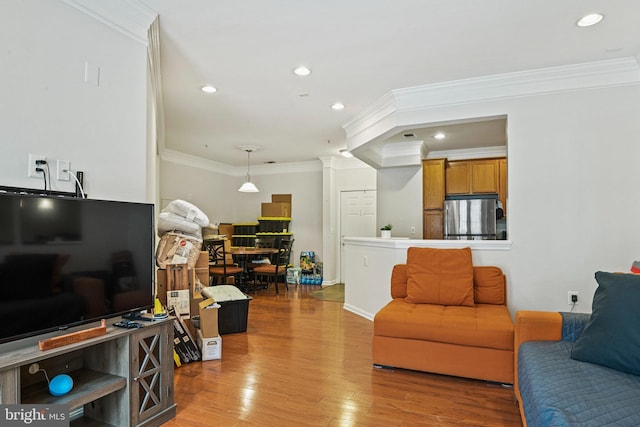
[{"x1": 444, "y1": 196, "x2": 497, "y2": 240}]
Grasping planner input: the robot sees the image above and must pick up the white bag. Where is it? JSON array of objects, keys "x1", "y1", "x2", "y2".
[
  {"x1": 158, "y1": 211, "x2": 203, "y2": 238},
  {"x1": 163, "y1": 199, "x2": 209, "y2": 227}
]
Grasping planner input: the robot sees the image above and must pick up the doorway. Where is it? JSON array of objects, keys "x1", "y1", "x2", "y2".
[{"x1": 339, "y1": 190, "x2": 376, "y2": 282}]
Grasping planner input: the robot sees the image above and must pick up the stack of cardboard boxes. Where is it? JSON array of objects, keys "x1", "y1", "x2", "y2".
[
  {"x1": 196, "y1": 298, "x2": 222, "y2": 361},
  {"x1": 157, "y1": 251, "x2": 223, "y2": 363}
]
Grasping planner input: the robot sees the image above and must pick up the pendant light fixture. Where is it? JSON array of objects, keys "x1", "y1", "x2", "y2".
[{"x1": 238, "y1": 146, "x2": 259, "y2": 192}]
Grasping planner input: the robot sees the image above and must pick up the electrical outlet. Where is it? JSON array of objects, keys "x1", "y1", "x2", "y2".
[
  {"x1": 27, "y1": 154, "x2": 46, "y2": 178},
  {"x1": 363, "y1": 256, "x2": 368, "y2": 266},
  {"x1": 410, "y1": 226, "x2": 416, "y2": 234},
  {"x1": 568, "y1": 291, "x2": 579, "y2": 305},
  {"x1": 57, "y1": 160, "x2": 70, "y2": 181}
]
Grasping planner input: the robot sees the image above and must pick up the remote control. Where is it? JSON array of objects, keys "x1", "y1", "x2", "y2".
[{"x1": 114, "y1": 320, "x2": 143, "y2": 329}]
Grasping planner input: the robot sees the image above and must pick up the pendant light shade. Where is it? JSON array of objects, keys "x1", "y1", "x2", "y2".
[
  {"x1": 238, "y1": 181, "x2": 259, "y2": 192},
  {"x1": 238, "y1": 148, "x2": 259, "y2": 192}
]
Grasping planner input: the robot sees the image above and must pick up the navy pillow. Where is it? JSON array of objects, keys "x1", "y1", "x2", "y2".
[{"x1": 570, "y1": 271, "x2": 640, "y2": 375}]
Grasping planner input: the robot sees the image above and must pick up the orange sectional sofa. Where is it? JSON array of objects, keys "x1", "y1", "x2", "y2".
[{"x1": 372, "y1": 247, "x2": 514, "y2": 384}]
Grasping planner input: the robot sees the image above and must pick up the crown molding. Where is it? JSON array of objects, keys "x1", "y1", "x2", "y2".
[
  {"x1": 319, "y1": 156, "x2": 373, "y2": 170},
  {"x1": 160, "y1": 149, "x2": 235, "y2": 175},
  {"x1": 343, "y1": 57, "x2": 640, "y2": 168},
  {"x1": 160, "y1": 149, "x2": 322, "y2": 176},
  {"x1": 379, "y1": 141, "x2": 427, "y2": 167},
  {"x1": 428, "y1": 146, "x2": 507, "y2": 161},
  {"x1": 64, "y1": 0, "x2": 157, "y2": 45},
  {"x1": 345, "y1": 57, "x2": 640, "y2": 141}
]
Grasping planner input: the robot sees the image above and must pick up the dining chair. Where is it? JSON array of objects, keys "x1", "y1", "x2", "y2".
[
  {"x1": 252, "y1": 238, "x2": 294, "y2": 294},
  {"x1": 203, "y1": 239, "x2": 243, "y2": 286}
]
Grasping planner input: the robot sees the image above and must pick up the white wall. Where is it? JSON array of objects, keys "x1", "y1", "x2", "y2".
[
  {"x1": 373, "y1": 84, "x2": 640, "y2": 314},
  {"x1": 0, "y1": 1, "x2": 150, "y2": 202},
  {"x1": 376, "y1": 165, "x2": 423, "y2": 238},
  {"x1": 159, "y1": 157, "x2": 324, "y2": 268}
]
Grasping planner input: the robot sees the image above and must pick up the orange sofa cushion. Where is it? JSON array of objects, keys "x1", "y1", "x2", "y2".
[
  {"x1": 473, "y1": 266, "x2": 506, "y2": 305},
  {"x1": 405, "y1": 247, "x2": 474, "y2": 306},
  {"x1": 374, "y1": 299, "x2": 513, "y2": 351}
]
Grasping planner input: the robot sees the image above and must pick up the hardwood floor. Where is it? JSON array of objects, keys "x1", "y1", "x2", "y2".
[{"x1": 164, "y1": 284, "x2": 523, "y2": 427}]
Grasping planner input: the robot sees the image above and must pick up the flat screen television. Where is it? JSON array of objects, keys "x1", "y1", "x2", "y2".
[{"x1": 0, "y1": 190, "x2": 155, "y2": 344}]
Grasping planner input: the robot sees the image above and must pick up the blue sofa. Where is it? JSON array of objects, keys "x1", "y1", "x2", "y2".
[{"x1": 514, "y1": 311, "x2": 640, "y2": 427}]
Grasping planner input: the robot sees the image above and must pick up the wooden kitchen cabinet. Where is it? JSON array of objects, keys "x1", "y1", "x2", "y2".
[
  {"x1": 445, "y1": 158, "x2": 503, "y2": 195},
  {"x1": 498, "y1": 158, "x2": 507, "y2": 217},
  {"x1": 423, "y1": 210, "x2": 443, "y2": 239},
  {"x1": 422, "y1": 159, "x2": 446, "y2": 209},
  {"x1": 444, "y1": 162, "x2": 470, "y2": 194},
  {"x1": 422, "y1": 159, "x2": 446, "y2": 239},
  {"x1": 470, "y1": 160, "x2": 499, "y2": 193}
]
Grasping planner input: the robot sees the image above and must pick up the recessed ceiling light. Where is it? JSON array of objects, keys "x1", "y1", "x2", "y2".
[
  {"x1": 434, "y1": 132, "x2": 446, "y2": 140},
  {"x1": 340, "y1": 149, "x2": 353, "y2": 158},
  {"x1": 577, "y1": 13, "x2": 604, "y2": 27},
  {"x1": 201, "y1": 85, "x2": 217, "y2": 93},
  {"x1": 293, "y1": 66, "x2": 311, "y2": 76},
  {"x1": 331, "y1": 102, "x2": 345, "y2": 110}
]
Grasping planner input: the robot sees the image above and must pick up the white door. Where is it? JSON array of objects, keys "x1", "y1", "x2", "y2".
[{"x1": 339, "y1": 190, "x2": 376, "y2": 282}]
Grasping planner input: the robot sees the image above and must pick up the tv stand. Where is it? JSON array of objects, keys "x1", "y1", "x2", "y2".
[
  {"x1": 122, "y1": 311, "x2": 154, "y2": 322},
  {"x1": 0, "y1": 317, "x2": 175, "y2": 426}
]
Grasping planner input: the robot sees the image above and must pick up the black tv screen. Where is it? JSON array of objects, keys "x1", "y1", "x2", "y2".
[{"x1": 0, "y1": 192, "x2": 155, "y2": 344}]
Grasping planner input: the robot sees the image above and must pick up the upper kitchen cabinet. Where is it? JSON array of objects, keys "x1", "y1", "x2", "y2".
[
  {"x1": 445, "y1": 158, "x2": 504, "y2": 195},
  {"x1": 498, "y1": 158, "x2": 507, "y2": 217},
  {"x1": 422, "y1": 159, "x2": 446, "y2": 239},
  {"x1": 422, "y1": 159, "x2": 446, "y2": 209}
]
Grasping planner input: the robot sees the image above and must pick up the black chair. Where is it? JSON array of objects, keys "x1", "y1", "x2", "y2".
[
  {"x1": 252, "y1": 239, "x2": 294, "y2": 294},
  {"x1": 247, "y1": 236, "x2": 277, "y2": 271},
  {"x1": 203, "y1": 239, "x2": 243, "y2": 286}
]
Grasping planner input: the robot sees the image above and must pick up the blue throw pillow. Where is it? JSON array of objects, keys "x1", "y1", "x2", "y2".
[{"x1": 570, "y1": 271, "x2": 640, "y2": 375}]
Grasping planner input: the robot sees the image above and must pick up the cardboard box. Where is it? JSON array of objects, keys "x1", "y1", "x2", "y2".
[
  {"x1": 171, "y1": 312, "x2": 201, "y2": 364},
  {"x1": 218, "y1": 223, "x2": 234, "y2": 239},
  {"x1": 198, "y1": 298, "x2": 220, "y2": 338},
  {"x1": 197, "y1": 329, "x2": 222, "y2": 361},
  {"x1": 155, "y1": 232, "x2": 202, "y2": 269},
  {"x1": 271, "y1": 194, "x2": 291, "y2": 204},
  {"x1": 196, "y1": 250, "x2": 209, "y2": 268},
  {"x1": 167, "y1": 289, "x2": 190, "y2": 318},
  {"x1": 190, "y1": 295, "x2": 203, "y2": 321},
  {"x1": 156, "y1": 269, "x2": 168, "y2": 306},
  {"x1": 261, "y1": 202, "x2": 290, "y2": 218}
]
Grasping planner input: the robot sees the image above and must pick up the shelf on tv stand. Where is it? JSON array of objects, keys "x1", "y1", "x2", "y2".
[
  {"x1": 21, "y1": 368, "x2": 127, "y2": 408},
  {"x1": 0, "y1": 317, "x2": 176, "y2": 427}
]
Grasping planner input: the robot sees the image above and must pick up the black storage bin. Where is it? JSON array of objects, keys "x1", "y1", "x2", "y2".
[
  {"x1": 232, "y1": 235, "x2": 256, "y2": 247},
  {"x1": 218, "y1": 297, "x2": 252, "y2": 334},
  {"x1": 233, "y1": 223, "x2": 259, "y2": 235},
  {"x1": 258, "y1": 217, "x2": 291, "y2": 232},
  {"x1": 255, "y1": 232, "x2": 293, "y2": 249},
  {"x1": 201, "y1": 285, "x2": 252, "y2": 335}
]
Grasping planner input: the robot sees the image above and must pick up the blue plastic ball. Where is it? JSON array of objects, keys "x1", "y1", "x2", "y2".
[{"x1": 49, "y1": 374, "x2": 73, "y2": 396}]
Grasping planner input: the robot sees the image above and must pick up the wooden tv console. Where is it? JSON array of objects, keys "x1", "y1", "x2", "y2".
[{"x1": 0, "y1": 317, "x2": 175, "y2": 426}]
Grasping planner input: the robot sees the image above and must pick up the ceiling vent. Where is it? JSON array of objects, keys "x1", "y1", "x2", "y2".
[{"x1": 403, "y1": 133, "x2": 416, "y2": 139}]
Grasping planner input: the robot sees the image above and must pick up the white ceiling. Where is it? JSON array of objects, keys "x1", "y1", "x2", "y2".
[{"x1": 138, "y1": 0, "x2": 640, "y2": 167}]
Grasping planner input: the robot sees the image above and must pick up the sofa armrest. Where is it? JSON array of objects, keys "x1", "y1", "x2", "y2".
[
  {"x1": 390, "y1": 264, "x2": 408, "y2": 299},
  {"x1": 514, "y1": 311, "x2": 562, "y2": 403}
]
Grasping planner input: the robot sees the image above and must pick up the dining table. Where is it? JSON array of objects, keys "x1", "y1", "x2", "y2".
[{"x1": 229, "y1": 247, "x2": 279, "y2": 291}]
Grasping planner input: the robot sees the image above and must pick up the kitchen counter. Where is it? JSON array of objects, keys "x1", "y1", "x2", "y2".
[{"x1": 342, "y1": 237, "x2": 512, "y2": 320}]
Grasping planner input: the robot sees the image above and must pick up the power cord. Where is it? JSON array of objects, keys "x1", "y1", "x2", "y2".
[
  {"x1": 64, "y1": 169, "x2": 86, "y2": 198},
  {"x1": 35, "y1": 167, "x2": 47, "y2": 192},
  {"x1": 35, "y1": 160, "x2": 51, "y2": 194}
]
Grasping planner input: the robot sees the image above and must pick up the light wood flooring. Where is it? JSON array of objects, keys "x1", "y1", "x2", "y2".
[{"x1": 164, "y1": 284, "x2": 523, "y2": 426}]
